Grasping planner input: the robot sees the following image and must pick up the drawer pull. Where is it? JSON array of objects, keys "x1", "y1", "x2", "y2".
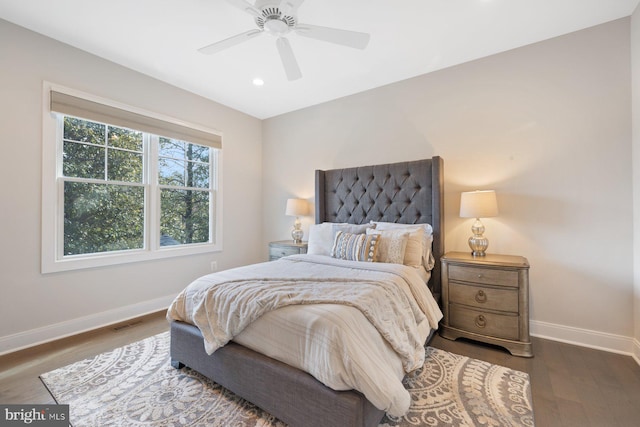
[
  {"x1": 475, "y1": 315, "x2": 487, "y2": 328},
  {"x1": 475, "y1": 290, "x2": 487, "y2": 304}
]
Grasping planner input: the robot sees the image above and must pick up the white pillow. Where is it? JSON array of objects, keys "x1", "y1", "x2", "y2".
[
  {"x1": 333, "y1": 223, "x2": 372, "y2": 235},
  {"x1": 371, "y1": 221, "x2": 433, "y2": 236},
  {"x1": 371, "y1": 221, "x2": 434, "y2": 270},
  {"x1": 307, "y1": 223, "x2": 343, "y2": 256},
  {"x1": 307, "y1": 223, "x2": 373, "y2": 256},
  {"x1": 366, "y1": 228, "x2": 409, "y2": 264}
]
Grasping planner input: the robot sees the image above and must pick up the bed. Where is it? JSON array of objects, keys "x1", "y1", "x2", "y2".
[{"x1": 168, "y1": 157, "x2": 444, "y2": 427}]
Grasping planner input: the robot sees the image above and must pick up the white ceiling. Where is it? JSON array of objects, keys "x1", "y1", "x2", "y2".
[{"x1": 1, "y1": 0, "x2": 638, "y2": 119}]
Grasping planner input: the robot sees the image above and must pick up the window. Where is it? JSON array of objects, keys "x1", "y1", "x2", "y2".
[
  {"x1": 157, "y1": 137, "x2": 213, "y2": 247},
  {"x1": 42, "y1": 85, "x2": 222, "y2": 272},
  {"x1": 62, "y1": 117, "x2": 146, "y2": 256}
]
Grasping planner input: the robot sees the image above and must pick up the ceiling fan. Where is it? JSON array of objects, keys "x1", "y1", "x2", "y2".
[{"x1": 199, "y1": 0, "x2": 371, "y2": 81}]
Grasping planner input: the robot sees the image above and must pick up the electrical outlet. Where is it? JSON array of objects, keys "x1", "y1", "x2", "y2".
[{"x1": 210, "y1": 261, "x2": 218, "y2": 272}]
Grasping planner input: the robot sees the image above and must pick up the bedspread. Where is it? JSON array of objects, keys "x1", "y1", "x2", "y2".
[{"x1": 167, "y1": 254, "x2": 443, "y2": 416}]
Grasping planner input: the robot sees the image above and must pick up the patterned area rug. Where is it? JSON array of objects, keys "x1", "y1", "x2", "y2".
[{"x1": 40, "y1": 332, "x2": 534, "y2": 426}]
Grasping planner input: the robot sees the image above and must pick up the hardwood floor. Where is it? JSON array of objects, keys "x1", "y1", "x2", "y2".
[
  {"x1": 0, "y1": 312, "x2": 169, "y2": 405},
  {"x1": 1, "y1": 311, "x2": 639, "y2": 426},
  {"x1": 430, "y1": 334, "x2": 640, "y2": 427}
]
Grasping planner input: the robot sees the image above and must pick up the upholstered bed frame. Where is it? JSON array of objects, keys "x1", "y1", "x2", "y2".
[{"x1": 170, "y1": 157, "x2": 444, "y2": 427}]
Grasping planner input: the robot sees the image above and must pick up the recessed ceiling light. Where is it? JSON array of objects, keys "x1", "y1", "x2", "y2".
[{"x1": 252, "y1": 78, "x2": 264, "y2": 86}]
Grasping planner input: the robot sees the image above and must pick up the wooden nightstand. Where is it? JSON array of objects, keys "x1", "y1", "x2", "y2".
[
  {"x1": 440, "y1": 251, "x2": 533, "y2": 357},
  {"x1": 268, "y1": 240, "x2": 308, "y2": 261}
]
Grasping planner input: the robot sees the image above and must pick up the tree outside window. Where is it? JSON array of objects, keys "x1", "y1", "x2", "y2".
[{"x1": 61, "y1": 116, "x2": 214, "y2": 257}]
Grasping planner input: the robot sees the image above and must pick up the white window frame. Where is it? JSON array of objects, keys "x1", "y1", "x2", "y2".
[{"x1": 42, "y1": 82, "x2": 223, "y2": 273}]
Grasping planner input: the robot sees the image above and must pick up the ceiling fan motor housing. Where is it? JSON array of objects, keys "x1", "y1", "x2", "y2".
[{"x1": 254, "y1": 1, "x2": 296, "y2": 35}]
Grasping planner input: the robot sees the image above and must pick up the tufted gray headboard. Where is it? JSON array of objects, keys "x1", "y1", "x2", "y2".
[{"x1": 315, "y1": 157, "x2": 444, "y2": 302}]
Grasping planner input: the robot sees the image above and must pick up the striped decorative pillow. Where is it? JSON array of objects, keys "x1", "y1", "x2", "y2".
[{"x1": 331, "y1": 231, "x2": 379, "y2": 262}]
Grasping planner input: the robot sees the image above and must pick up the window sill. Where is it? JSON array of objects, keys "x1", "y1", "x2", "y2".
[{"x1": 41, "y1": 243, "x2": 221, "y2": 273}]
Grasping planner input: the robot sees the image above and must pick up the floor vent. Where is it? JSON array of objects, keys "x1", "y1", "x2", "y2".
[{"x1": 113, "y1": 320, "x2": 143, "y2": 331}]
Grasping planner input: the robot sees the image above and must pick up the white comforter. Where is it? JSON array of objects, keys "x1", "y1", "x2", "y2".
[{"x1": 167, "y1": 254, "x2": 443, "y2": 417}]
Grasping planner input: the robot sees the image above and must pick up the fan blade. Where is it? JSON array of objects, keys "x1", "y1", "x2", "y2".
[
  {"x1": 279, "y1": 0, "x2": 305, "y2": 16},
  {"x1": 295, "y1": 24, "x2": 370, "y2": 49},
  {"x1": 226, "y1": 0, "x2": 261, "y2": 17},
  {"x1": 198, "y1": 29, "x2": 263, "y2": 55},
  {"x1": 276, "y1": 37, "x2": 302, "y2": 81}
]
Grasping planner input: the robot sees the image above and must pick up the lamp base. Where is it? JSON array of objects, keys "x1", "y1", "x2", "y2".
[
  {"x1": 291, "y1": 217, "x2": 303, "y2": 244},
  {"x1": 291, "y1": 229, "x2": 303, "y2": 244},
  {"x1": 468, "y1": 235, "x2": 489, "y2": 257},
  {"x1": 468, "y1": 218, "x2": 489, "y2": 257}
]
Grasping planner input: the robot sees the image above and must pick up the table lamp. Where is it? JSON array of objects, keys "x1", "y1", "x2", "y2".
[
  {"x1": 285, "y1": 198, "x2": 309, "y2": 244},
  {"x1": 459, "y1": 190, "x2": 498, "y2": 257}
]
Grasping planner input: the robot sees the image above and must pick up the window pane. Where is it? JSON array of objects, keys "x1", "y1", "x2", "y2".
[
  {"x1": 160, "y1": 189, "x2": 209, "y2": 245},
  {"x1": 63, "y1": 141, "x2": 105, "y2": 179},
  {"x1": 158, "y1": 159, "x2": 209, "y2": 188},
  {"x1": 159, "y1": 137, "x2": 209, "y2": 162},
  {"x1": 159, "y1": 137, "x2": 185, "y2": 159},
  {"x1": 108, "y1": 126, "x2": 143, "y2": 151},
  {"x1": 64, "y1": 182, "x2": 144, "y2": 255},
  {"x1": 63, "y1": 117, "x2": 105, "y2": 145},
  {"x1": 158, "y1": 157, "x2": 184, "y2": 186},
  {"x1": 107, "y1": 149, "x2": 143, "y2": 182},
  {"x1": 189, "y1": 143, "x2": 209, "y2": 163},
  {"x1": 158, "y1": 136, "x2": 210, "y2": 189},
  {"x1": 189, "y1": 162, "x2": 210, "y2": 188}
]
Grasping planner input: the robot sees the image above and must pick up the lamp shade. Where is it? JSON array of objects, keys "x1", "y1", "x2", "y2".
[
  {"x1": 460, "y1": 190, "x2": 498, "y2": 218},
  {"x1": 285, "y1": 198, "x2": 309, "y2": 216}
]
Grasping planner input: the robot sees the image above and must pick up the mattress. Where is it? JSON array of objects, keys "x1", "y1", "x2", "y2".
[{"x1": 167, "y1": 254, "x2": 443, "y2": 416}]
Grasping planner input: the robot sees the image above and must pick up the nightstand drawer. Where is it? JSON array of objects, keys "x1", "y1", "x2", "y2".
[
  {"x1": 269, "y1": 246, "x2": 301, "y2": 259},
  {"x1": 449, "y1": 282, "x2": 518, "y2": 312},
  {"x1": 268, "y1": 241, "x2": 308, "y2": 261},
  {"x1": 449, "y1": 304, "x2": 519, "y2": 340},
  {"x1": 448, "y1": 264, "x2": 518, "y2": 287}
]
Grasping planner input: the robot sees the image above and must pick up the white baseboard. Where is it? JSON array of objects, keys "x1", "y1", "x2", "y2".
[
  {"x1": 531, "y1": 319, "x2": 638, "y2": 362},
  {"x1": 633, "y1": 338, "x2": 640, "y2": 366},
  {"x1": 0, "y1": 294, "x2": 175, "y2": 356},
  {"x1": 3, "y1": 302, "x2": 639, "y2": 367}
]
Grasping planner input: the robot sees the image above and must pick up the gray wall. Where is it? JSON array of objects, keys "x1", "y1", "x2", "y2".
[
  {"x1": 0, "y1": 19, "x2": 263, "y2": 353},
  {"x1": 263, "y1": 18, "x2": 635, "y2": 353},
  {"x1": 632, "y1": 5, "x2": 640, "y2": 361}
]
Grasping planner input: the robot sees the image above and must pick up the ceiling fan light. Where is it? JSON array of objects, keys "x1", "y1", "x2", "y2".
[{"x1": 264, "y1": 19, "x2": 289, "y2": 35}]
